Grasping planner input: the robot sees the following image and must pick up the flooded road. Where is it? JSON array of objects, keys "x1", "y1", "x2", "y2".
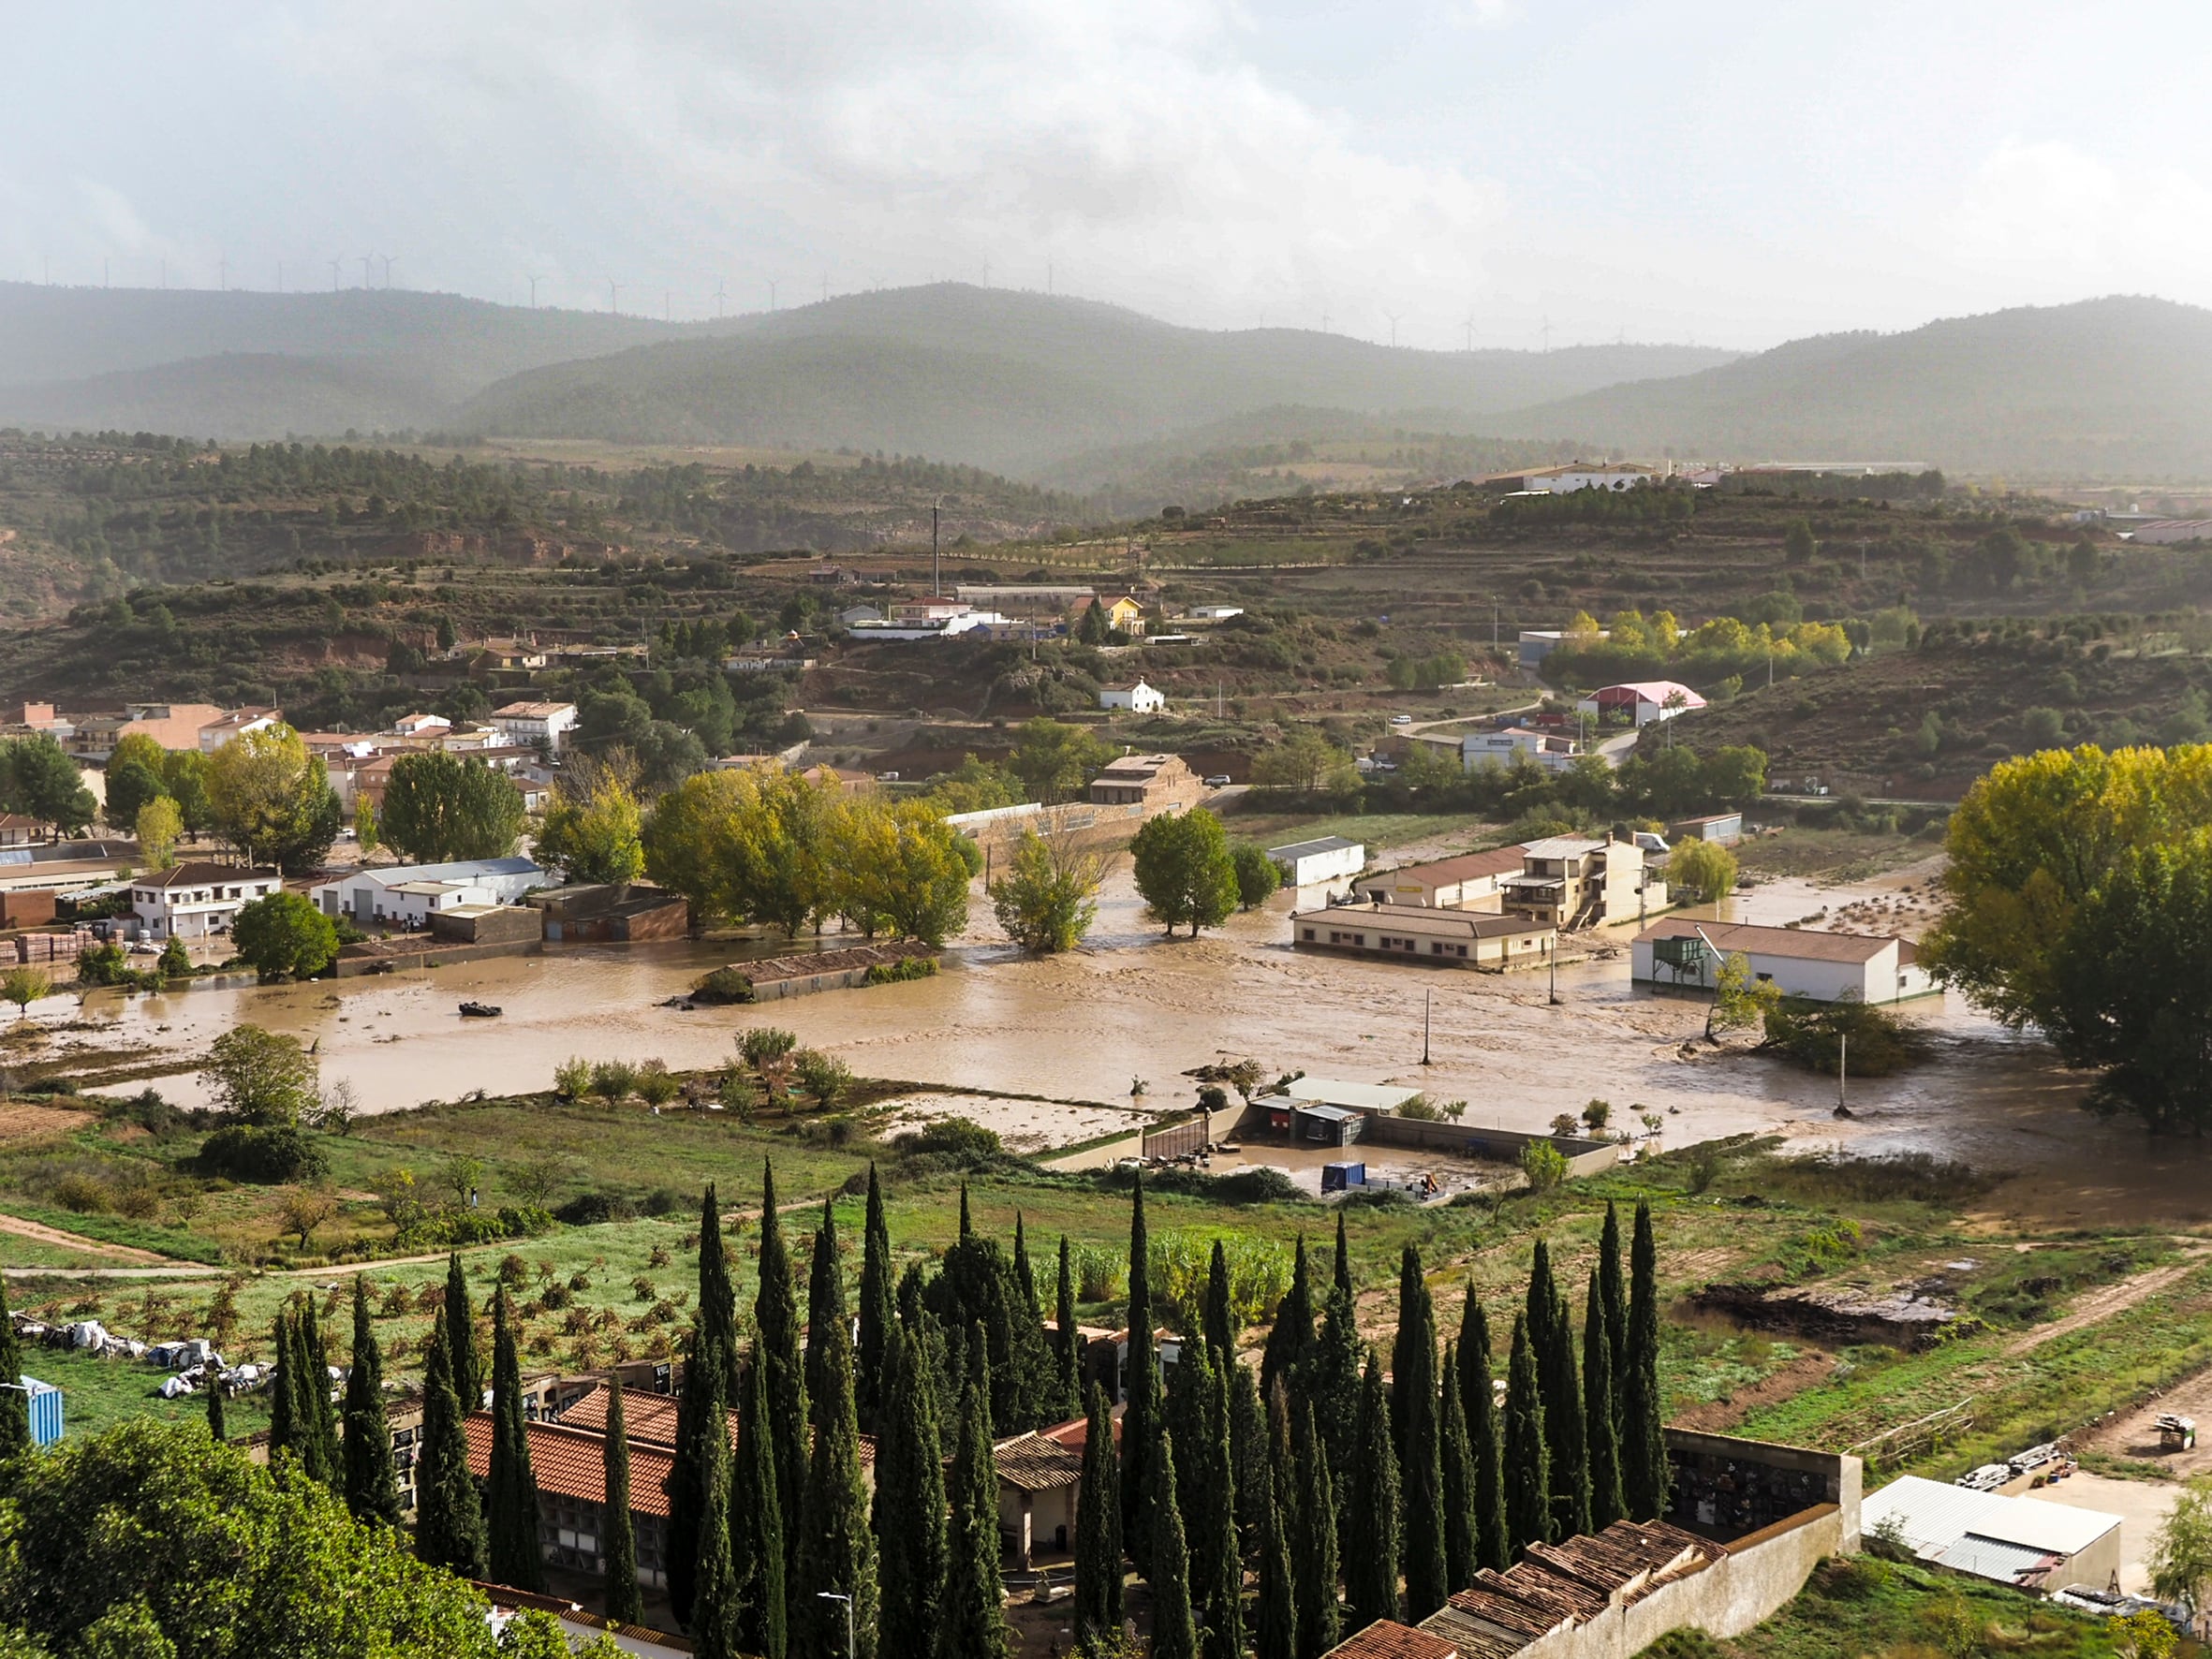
[{"x1": 43, "y1": 857, "x2": 2196, "y2": 1225}]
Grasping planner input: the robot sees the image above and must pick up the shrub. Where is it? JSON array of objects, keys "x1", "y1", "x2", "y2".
[
  {"x1": 690, "y1": 966, "x2": 756, "y2": 1005},
  {"x1": 1073, "y1": 1244, "x2": 1126, "y2": 1301},
  {"x1": 894, "y1": 1117, "x2": 1004, "y2": 1167},
  {"x1": 553, "y1": 1057, "x2": 593, "y2": 1100},
  {"x1": 740, "y1": 1027, "x2": 798, "y2": 1074},
  {"x1": 1520, "y1": 1138, "x2": 1568, "y2": 1194},
  {"x1": 50, "y1": 1173, "x2": 109, "y2": 1213},
  {"x1": 391, "y1": 1206, "x2": 550, "y2": 1250},
  {"x1": 555, "y1": 1191, "x2": 637, "y2": 1226},
  {"x1": 1762, "y1": 996, "x2": 1931, "y2": 1077},
  {"x1": 794, "y1": 1050, "x2": 852, "y2": 1108},
  {"x1": 590, "y1": 1060, "x2": 638, "y2": 1103},
  {"x1": 1581, "y1": 1097, "x2": 1612, "y2": 1131},
  {"x1": 196, "y1": 1124, "x2": 331, "y2": 1184},
  {"x1": 633, "y1": 1063, "x2": 682, "y2": 1108},
  {"x1": 112, "y1": 1182, "x2": 163, "y2": 1221},
  {"x1": 97, "y1": 1088, "x2": 189, "y2": 1138},
  {"x1": 863, "y1": 957, "x2": 936, "y2": 986}
]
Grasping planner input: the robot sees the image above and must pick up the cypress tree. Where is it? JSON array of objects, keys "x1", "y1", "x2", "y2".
[
  {"x1": 958, "y1": 1181, "x2": 973, "y2": 1241},
  {"x1": 301, "y1": 1299, "x2": 343, "y2": 1490},
  {"x1": 858, "y1": 1164, "x2": 895, "y2": 1427},
  {"x1": 1598, "y1": 1201, "x2": 1628, "y2": 1400},
  {"x1": 1259, "y1": 1236, "x2": 1315, "y2": 1402},
  {"x1": 1148, "y1": 1430, "x2": 1199, "y2": 1659},
  {"x1": 1439, "y1": 1340, "x2": 1476, "y2": 1594},
  {"x1": 1254, "y1": 1384, "x2": 1295, "y2": 1659},
  {"x1": 1074, "y1": 1383, "x2": 1125, "y2": 1645},
  {"x1": 265, "y1": 1312, "x2": 297, "y2": 1463},
  {"x1": 415, "y1": 1303, "x2": 488, "y2": 1578},
  {"x1": 1621, "y1": 1198, "x2": 1670, "y2": 1521},
  {"x1": 444, "y1": 1252, "x2": 480, "y2": 1411},
  {"x1": 344, "y1": 1276, "x2": 400, "y2": 1526},
  {"x1": 1196, "y1": 1356, "x2": 1243, "y2": 1659},
  {"x1": 873, "y1": 1327, "x2": 946, "y2": 1659},
  {"x1": 668, "y1": 1324, "x2": 710, "y2": 1628},
  {"x1": 689, "y1": 1364, "x2": 741, "y2": 1659},
  {"x1": 1503, "y1": 1313, "x2": 1551, "y2": 1554},
  {"x1": 1290, "y1": 1397, "x2": 1340, "y2": 1659},
  {"x1": 205, "y1": 1366, "x2": 228, "y2": 1442},
  {"x1": 0, "y1": 1275, "x2": 25, "y2": 1457},
  {"x1": 1332, "y1": 1211, "x2": 1352, "y2": 1298},
  {"x1": 487, "y1": 1289, "x2": 545, "y2": 1592},
  {"x1": 1456, "y1": 1291, "x2": 1509, "y2": 1573},
  {"x1": 1121, "y1": 1174, "x2": 1160, "y2": 1574},
  {"x1": 1166, "y1": 1336, "x2": 1213, "y2": 1568},
  {"x1": 798, "y1": 1200, "x2": 878, "y2": 1659},
  {"x1": 1344, "y1": 1354, "x2": 1401, "y2": 1632},
  {"x1": 602, "y1": 1373, "x2": 642, "y2": 1627},
  {"x1": 1012, "y1": 1211, "x2": 1037, "y2": 1311},
  {"x1": 1053, "y1": 1235, "x2": 1082, "y2": 1420},
  {"x1": 1310, "y1": 1280, "x2": 1364, "y2": 1517},
  {"x1": 697, "y1": 1184, "x2": 740, "y2": 1395},
  {"x1": 1202, "y1": 1239, "x2": 1233, "y2": 1362},
  {"x1": 732, "y1": 1341, "x2": 789, "y2": 1659},
  {"x1": 755, "y1": 1159, "x2": 808, "y2": 1584},
  {"x1": 937, "y1": 1355, "x2": 1011, "y2": 1659},
  {"x1": 1231, "y1": 1359, "x2": 1269, "y2": 1543},
  {"x1": 1526, "y1": 1241, "x2": 1588, "y2": 1540},
  {"x1": 1584, "y1": 1270, "x2": 1624, "y2": 1530},
  {"x1": 1394, "y1": 1249, "x2": 1448, "y2": 1622}
]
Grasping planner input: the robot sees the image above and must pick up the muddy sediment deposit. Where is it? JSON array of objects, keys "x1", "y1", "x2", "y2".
[{"x1": 1693, "y1": 1281, "x2": 1972, "y2": 1350}]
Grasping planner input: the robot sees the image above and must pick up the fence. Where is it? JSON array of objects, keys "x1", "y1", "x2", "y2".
[{"x1": 1140, "y1": 1118, "x2": 1209, "y2": 1161}]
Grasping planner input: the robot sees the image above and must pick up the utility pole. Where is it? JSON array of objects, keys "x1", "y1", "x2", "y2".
[
  {"x1": 1835, "y1": 1034, "x2": 1850, "y2": 1117},
  {"x1": 1549, "y1": 944, "x2": 1560, "y2": 1006},
  {"x1": 218, "y1": 252, "x2": 229, "y2": 291},
  {"x1": 1421, "y1": 990, "x2": 1432, "y2": 1065},
  {"x1": 1385, "y1": 312, "x2": 1400, "y2": 349},
  {"x1": 327, "y1": 259, "x2": 339, "y2": 292},
  {"x1": 360, "y1": 255, "x2": 373, "y2": 288},
  {"x1": 715, "y1": 280, "x2": 726, "y2": 318},
  {"x1": 931, "y1": 503, "x2": 941, "y2": 597}
]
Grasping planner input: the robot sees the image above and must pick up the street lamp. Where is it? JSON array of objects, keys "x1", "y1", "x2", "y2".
[{"x1": 817, "y1": 1591, "x2": 853, "y2": 1659}]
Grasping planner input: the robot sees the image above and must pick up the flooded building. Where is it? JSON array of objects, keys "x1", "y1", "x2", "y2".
[
  {"x1": 1500, "y1": 834, "x2": 1663, "y2": 931},
  {"x1": 1086, "y1": 752, "x2": 1202, "y2": 815},
  {"x1": 1291, "y1": 899, "x2": 1556, "y2": 970},
  {"x1": 1352, "y1": 844, "x2": 1527, "y2": 909},
  {"x1": 1631, "y1": 918, "x2": 1933, "y2": 1004}
]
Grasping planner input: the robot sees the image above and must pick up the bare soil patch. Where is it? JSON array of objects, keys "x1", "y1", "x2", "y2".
[
  {"x1": 0, "y1": 1211, "x2": 167, "y2": 1264},
  {"x1": 0, "y1": 1101, "x2": 92, "y2": 1142}
]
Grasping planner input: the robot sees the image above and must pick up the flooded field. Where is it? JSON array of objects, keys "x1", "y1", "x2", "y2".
[
  {"x1": 28, "y1": 853, "x2": 2212, "y2": 1226},
  {"x1": 875, "y1": 1092, "x2": 1147, "y2": 1154}
]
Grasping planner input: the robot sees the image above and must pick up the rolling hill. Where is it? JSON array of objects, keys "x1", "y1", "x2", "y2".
[{"x1": 1490, "y1": 296, "x2": 2212, "y2": 477}]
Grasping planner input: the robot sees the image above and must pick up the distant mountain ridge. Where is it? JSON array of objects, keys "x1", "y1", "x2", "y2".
[{"x1": 1491, "y1": 296, "x2": 2212, "y2": 477}]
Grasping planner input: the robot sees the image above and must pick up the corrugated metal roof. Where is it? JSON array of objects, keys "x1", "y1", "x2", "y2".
[
  {"x1": 1271, "y1": 1078, "x2": 1423, "y2": 1111},
  {"x1": 1934, "y1": 1535, "x2": 2058, "y2": 1584},
  {"x1": 1269, "y1": 835, "x2": 1364, "y2": 860},
  {"x1": 1863, "y1": 1475, "x2": 2119, "y2": 1561}
]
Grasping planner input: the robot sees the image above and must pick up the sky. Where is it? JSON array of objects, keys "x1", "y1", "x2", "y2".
[{"x1": 7, "y1": 0, "x2": 2211, "y2": 351}]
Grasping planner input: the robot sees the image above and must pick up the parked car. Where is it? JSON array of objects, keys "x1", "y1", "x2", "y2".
[
  {"x1": 1390, "y1": 713, "x2": 1414, "y2": 725},
  {"x1": 1203, "y1": 774, "x2": 1232, "y2": 787}
]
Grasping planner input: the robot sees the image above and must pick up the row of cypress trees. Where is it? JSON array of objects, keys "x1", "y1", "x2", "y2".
[{"x1": 1066, "y1": 1187, "x2": 1671, "y2": 1651}]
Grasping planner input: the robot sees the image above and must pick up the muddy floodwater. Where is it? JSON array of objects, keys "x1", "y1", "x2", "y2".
[{"x1": 42, "y1": 857, "x2": 2212, "y2": 1225}]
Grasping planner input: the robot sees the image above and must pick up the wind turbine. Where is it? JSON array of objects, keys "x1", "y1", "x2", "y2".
[
  {"x1": 359, "y1": 255, "x2": 374, "y2": 289},
  {"x1": 714, "y1": 279, "x2": 727, "y2": 318},
  {"x1": 526, "y1": 273, "x2": 540, "y2": 309},
  {"x1": 1541, "y1": 315, "x2": 1553, "y2": 354},
  {"x1": 1384, "y1": 311, "x2": 1400, "y2": 349},
  {"x1": 819, "y1": 272, "x2": 829, "y2": 304},
  {"x1": 767, "y1": 279, "x2": 777, "y2": 311},
  {"x1": 327, "y1": 259, "x2": 340, "y2": 291},
  {"x1": 382, "y1": 256, "x2": 399, "y2": 289},
  {"x1": 608, "y1": 280, "x2": 624, "y2": 315},
  {"x1": 1463, "y1": 313, "x2": 1477, "y2": 352}
]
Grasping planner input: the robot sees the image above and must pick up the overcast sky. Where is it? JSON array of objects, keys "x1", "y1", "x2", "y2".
[{"x1": 8, "y1": 1, "x2": 2210, "y2": 351}]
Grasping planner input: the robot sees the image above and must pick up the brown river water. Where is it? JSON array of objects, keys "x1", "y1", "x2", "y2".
[{"x1": 45, "y1": 859, "x2": 2212, "y2": 1226}]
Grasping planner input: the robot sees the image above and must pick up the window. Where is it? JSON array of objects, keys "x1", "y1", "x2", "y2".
[
  {"x1": 1302, "y1": 928, "x2": 1317, "y2": 941},
  {"x1": 1455, "y1": 945, "x2": 1467, "y2": 958}
]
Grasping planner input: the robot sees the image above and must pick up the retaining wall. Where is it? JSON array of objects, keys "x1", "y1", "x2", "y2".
[
  {"x1": 1356, "y1": 1115, "x2": 1620, "y2": 1178},
  {"x1": 332, "y1": 938, "x2": 542, "y2": 976}
]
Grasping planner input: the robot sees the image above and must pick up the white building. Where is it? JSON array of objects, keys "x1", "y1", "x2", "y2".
[
  {"x1": 1632, "y1": 918, "x2": 1934, "y2": 1004},
  {"x1": 491, "y1": 701, "x2": 579, "y2": 754},
  {"x1": 1578, "y1": 681, "x2": 1709, "y2": 727},
  {"x1": 130, "y1": 862, "x2": 282, "y2": 940},
  {"x1": 1501, "y1": 462, "x2": 1659, "y2": 494},
  {"x1": 1518, "y1": 628, "x2": 1609, "y2": 670},
  {"x1": 376, "y1": 879, "x2": 499, "y2": 929},
  {"x1": 1463, "y1": 727, "x2": 1585, "y2": 773},
  {"x1": 1266, "y1": 835, "x2": 1365, "y2": 890},
  {"x1": 311, "y1": 857, "x2": 545, "y2": 925},
  {"x1": 389, "y1": 712, "x2": 451, "y2": 737},
  {"x1": 1352, "y1": 844, "x2": 1527, "y2": 910},
  {"x1": 198, "y1": 708, "x2": 283, "y2": 752},
  {"x1": 1184, "y1": 605, "x2": 1245, "y2": 622},
  {"x1": 1099, "y1": 680, "x2": 1166, "y2": 715},
  {"x1": 1860, "y1": 1475, "x2": 2122, "y2": 1596}
]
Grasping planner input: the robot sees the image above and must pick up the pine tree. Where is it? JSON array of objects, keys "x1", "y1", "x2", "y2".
[
  {"x1": 733, "y1": 1341, "x2": 789, "y2": 1659},
  {"x1": 416, "y1": 1303, "x2": 488, "y2": 1578},
  {"x1": 205, "y1": 1367, "x2": 228, "y2": 1442},
  {"x1": 487, "y1": 1289, "x2": 545, "y2": 1592},
  {"x1": 1456, "y1": 1291, "x2": 1509, "y2": 1573},
  {"x1": 798, "y1": 1200, "x2": 878, "y2": 1659},
  {"x1": 1203, "y1": 1239, "x2": 1233, "y2": 1362},
  {"x1": 755, "y1": 1159, "x2": 809, "y2": 1585},
  {"x1": 1584, "y1": 1270, "x2": 1624, "y2": 1530},
  {"x1": 1344, "y1": 1354, "x2": 1401, "y2": 1632},
  {"x1": 265, "y1": 1312, "x2": 297, "y2": 1463},
  {"x1": 1621, "y1": 1198, "x2": 1670, "y2": 1521},
  {"x1": 444, "y1": 1252, "x2": 480, "y2": 1411},
  {"x1": 1074, "y1": 1382, "x2": 1124, "y2": 1646},
  {"x1": 937, "y1": 1354, "x2": 1011, "y2": 1659},
  {"x1": 874, "y1": 1327, "x2": 946, "y2": 1659},
  {"x1": 1148, "y1": 1429, "x2": 1199, "y2": 1659},
  {"x1": 343, "y1": 1277, "x2": 400, "y2": 1525},
  {"x1": 301, "y1": 1299, "x2": 342, "y2": 1490},
  {"x1": 1259, "y1": 1236, "x2": 1316, "y2": 1402},
  {"x1": 1439, "y1": 1340, "x2": 1476, "y2": 1593},
  {"x1": 689, "y1": 1363, "x2": 741, "y2": 1659},
  {"x1": 0, "y1": 1275, "x2": 26, "y2": 1457},
  {"x1": 1053, "y1": 1235, "x2": 1082, "y2": 1420},
  {"x1": 1394, "y1": 1248, "x2": 1448, "y2": 1622},
  {"x1": 1598, "y1": 1201, "x2": 1628, "y2": 1398},
  {"x1": 1231, "y1": 1359, "x2": 1269, "y2": 1542},
  {"x1": 1290, "y1": 1397, "x2": 1340, "y2": 1659},
  {"x1": 1332, "y1": 1211, "x2": 1352, "y2": 1298},
  {"x1": 1254, "y1": 1383, "x2": 1295, "y2": 1659},
  {"x1": 1196, "y1": 1356, "x2": 1243, "y2": 1659},
  {"x1": 1122, "y1": 1173, "x2": 1160, "y2": 1574},
  {"x1": 1526, "y1": 1241, "x2": 1588, "y2": 1540},
  {"x1": 602, "y1": 1373, "x2": 642, "y2": 1627},
  {"x1": 1503, "y1": 1313, "x2": 1551, "y2": 1554},
  {"x1": 858, "y1": 1164, "x2": 895, "y2": 1428}
]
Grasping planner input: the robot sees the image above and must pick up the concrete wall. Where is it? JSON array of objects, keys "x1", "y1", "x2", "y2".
[
  {"x1": 333, "y1": 938, "x2": 542, "y2": 976},
  {"x1": 1667, "y1": 1427, "x2": 1863, "y2": 1550},
  {"x1": 1356, "y1": 1114, "x2": 1620, "y2": 1179},
  {"x1": 1512, "y1": 1505, "x2": 1846, "y2": 1659}
]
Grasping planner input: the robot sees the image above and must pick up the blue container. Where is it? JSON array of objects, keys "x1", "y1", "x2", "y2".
[
  {"x1": 21, "y1": 1377, "x2": 62, "y2": 1447},
  {"x1": 1320, "y1": 1162, "x2": 1367, "y2": 1194}
]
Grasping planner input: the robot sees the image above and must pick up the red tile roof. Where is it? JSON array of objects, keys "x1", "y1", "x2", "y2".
[
  {"x1": 1326, "y1": 1621, "x2": 1460, "y2": 1659},
  {"x1": 465, "y1": 1414, "x2": 676, "y2": 1518}
]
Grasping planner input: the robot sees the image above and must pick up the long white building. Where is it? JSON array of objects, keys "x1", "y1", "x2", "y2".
[{"x1": 1632, "y1": 918, "x2": 1934, "y2": 1004}]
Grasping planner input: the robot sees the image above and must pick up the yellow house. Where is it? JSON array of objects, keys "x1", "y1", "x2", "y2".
[{"x1": 1100, "y1": 595, "x2": 1146, "y2": 635}]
